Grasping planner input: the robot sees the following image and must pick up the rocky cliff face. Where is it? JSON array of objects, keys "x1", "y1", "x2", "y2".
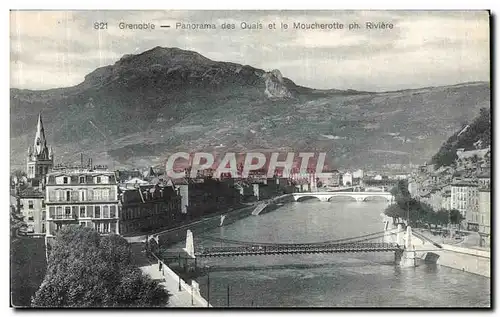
[{"x1": 263, "y1": 69, "x2": 294, "y2": 99}]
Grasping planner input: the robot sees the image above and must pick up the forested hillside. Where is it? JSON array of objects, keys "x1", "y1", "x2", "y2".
[{"x1": 431, "y1": 108, "x2": 491, "y2": 167}]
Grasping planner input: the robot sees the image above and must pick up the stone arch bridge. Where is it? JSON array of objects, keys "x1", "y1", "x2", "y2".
[{"x1": 292, "y1": 191, "x2": 394, "y2": 203}]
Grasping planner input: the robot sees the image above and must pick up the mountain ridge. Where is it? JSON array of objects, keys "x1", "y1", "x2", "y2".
[{"x1": 10, "y1": 46, "x2": 491, "y2": 171}]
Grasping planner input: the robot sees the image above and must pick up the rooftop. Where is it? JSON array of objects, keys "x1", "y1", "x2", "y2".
[
  {"x1": 18, "y1": 187, "x2": 45, "y2": 198},
  {"x1": 47, "y1": 167, "x2": 115, "y2": 176}
]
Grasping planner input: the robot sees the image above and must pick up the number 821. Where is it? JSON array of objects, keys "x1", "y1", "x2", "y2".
[{"x1": 93, "y1": 22, "x2": 108, "y2": 30}]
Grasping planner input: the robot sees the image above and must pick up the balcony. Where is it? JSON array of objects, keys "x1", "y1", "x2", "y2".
[{"x1": 50, "y1": 214, "x2": 79, "y2": 222}]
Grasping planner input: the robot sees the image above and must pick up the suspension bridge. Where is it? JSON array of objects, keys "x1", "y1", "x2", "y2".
[
  {"x1": 193, "y1": 231, "x2": 402, "y2": 257},
  {"x1": 148, "y1": 222, "x2": 427, "y2": 268},
  {"x1": 150, "y1": 224, "x2": 422, "y2": 267}
]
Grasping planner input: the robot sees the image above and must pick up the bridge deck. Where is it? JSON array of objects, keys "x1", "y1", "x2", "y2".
[{"x1": 196, "y1": 243, "x2": 401, "y2": 257}]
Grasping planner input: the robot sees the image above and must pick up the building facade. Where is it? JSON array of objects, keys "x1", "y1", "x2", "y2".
[
  {"x1": 450, "y1": 181, "x2": 478, "y2": 230},
  {"x1": 478, "y1": 187, "x2": 490, "y2": 247},
  {"x1": 316, "y1": 170, "x2": 341, "y2": 187},
  {"x1": 45, "y1": 167, "x2": 119, "y2": 237},
  {"x1": 118, "y1": 184, "x2": 182, "y2": 235},
  {"x1": 17, "y1": 188, "x2": 45, "y2": 234},
  {"x1": 26, "y1": 113, "x2": 53, "y2": 185},
  {"x1": 342, "y1": 172, "x2": 353, "y2": 186},
  {"x1": 170, "y1": 177, "x2": 240, "y2": 219},
  {"x1": 441, "y1": 187, "x2": 451, "y2": 210}
]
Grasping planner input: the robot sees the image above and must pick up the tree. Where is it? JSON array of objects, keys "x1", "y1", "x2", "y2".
[
  {"x1": 32, "y1": 226, "x2": 169, "y2": 307},
  {"x1": 416, "y1": 202, "x2": 435, "y2": 228},
  {"x1": 10, "y1": 205, "x2": 26, "y2": 238},
  {"x1": 449, "y1": 209, "x2": 464, "y2": 226},
  {"x1": 13, "y1": 170, "x2": 27, "y2": 179},
  {"x1": 384, "y1": 204, "x2": 405, "y2": 225}
]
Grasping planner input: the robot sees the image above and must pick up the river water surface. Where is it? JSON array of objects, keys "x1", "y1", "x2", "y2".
[{"x1": 169, "y1": 200, "x2": 491, "y2": 307}]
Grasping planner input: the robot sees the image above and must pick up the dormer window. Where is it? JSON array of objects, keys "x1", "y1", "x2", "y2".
[
  {"x1": 96, "y1": 176, "x2": 102, "y2": 184},
  {"x1": 79, "y1": 176, "x2": 85, "y2": 184},
  {"x1": 63, "y1": 177, "x2": 68, "y2": 184}
]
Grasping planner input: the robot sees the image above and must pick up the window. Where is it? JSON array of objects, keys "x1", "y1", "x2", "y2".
[
  {"x1": 94, "y1": 189, "x2": 102, "y2": 201},
  {"x1": 103, "y1": 206, "x2": 109, "y2": 218},
  {"x1": 87, "y1": 206, "x2": 94, "y2": 218},
  {"x1": 42, "y1": 224, "x2": 45, "y2": 233},
  {"x1": 28, "y1": 200, "x2": 34, "y2": 209},
  {"x1": 95, "y1": 206, "x2": 101, "y2": 218},
  {"x1": 63, "y1": 177, "x2": 68, "y2": 184},
  {"x1": 102, "y1": 189, "x2": 109, "y2": 200},
  {"x1": 79, "y1": 176, "x2": 85, "y2": 184},
  {"x1": 66, "y1": 191, "x2": 71, "y2": 202},
  {"x1": 80, "y1": 190, "x2": 85, "y2": 201},
  {"x1": 65, "y1": 206, "x2": 71, "y2": 218},
  {"x1": 110, "y1": 206, "x2": 116, "y2": 218},
  {"x1": 80, "y1": 206, "x2": 86, "y2": 218},
  {"x1": 56, "y1": 206, "x2": 62, "y2": 218},
  {"x1": 80, "y1": 222, "x2": 85, "y2": 227},
  {"x1": 96, "y1": 177, "x2": 102, "y2": 184},
  {"x1": 103, "y1": 222, "x2": 110, "y2": 233}
]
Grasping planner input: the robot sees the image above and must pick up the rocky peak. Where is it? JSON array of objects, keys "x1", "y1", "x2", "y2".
[{"x1": 263, "y1": 69, "x2": 293, "y2": 99}]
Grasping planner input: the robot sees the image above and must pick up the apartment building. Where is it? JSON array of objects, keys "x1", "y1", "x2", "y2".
[
  {"x1": 118, "y1": 184, "x2": 182, "y2": 235},
  {"x1": 478, "y1": 187, "x2": 490, "y2": 247},
  {"x1": 17, "y1": 187, "x2": 45, "y2": 234},
  {"x1": 45, "y1": 166, "x2": 119, "y2": 237},
  {"x1": 450, "y1": 181, "x2": 478, "y2": 230}
]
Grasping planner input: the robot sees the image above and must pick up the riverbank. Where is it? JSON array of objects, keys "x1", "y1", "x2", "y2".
[
  {"x1": 410, "y1": 228, "x2": 490, "y2": 278},
  {"x1": 129, "y1": 243, "x2": 210, "y2": 307},
  {"x1": 146, "y1": 194, "x2": 294, "y2": 247},
  {"x1": 383, "y1": 218, "x2": 490, "y2": 278}
]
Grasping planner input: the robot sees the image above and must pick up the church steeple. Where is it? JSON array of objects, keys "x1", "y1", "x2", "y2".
[
  {"x1": 27, "y1": 112, "x2": 53, "y2": 182},
  {"x1": 33, "y1": 112, "x2": 47, "y2": 156}
]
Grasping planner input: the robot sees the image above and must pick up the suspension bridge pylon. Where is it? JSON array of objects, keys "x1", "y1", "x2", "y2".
[
  {"x1": 400, "y1": 226, "x2": 416, "y2": 267},
  {"x1": 183, "y1": 229, "x2": 196, "y2": 259}
]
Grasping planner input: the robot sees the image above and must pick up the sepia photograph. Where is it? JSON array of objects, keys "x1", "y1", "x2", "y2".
[{"x1": 9, "y1": 9, "x2": 491, "y2": 308}]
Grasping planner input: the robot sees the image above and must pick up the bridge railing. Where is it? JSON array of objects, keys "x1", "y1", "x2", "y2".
[{"x1": 197, "y1": 242, "x2": 402, "y2": 255}]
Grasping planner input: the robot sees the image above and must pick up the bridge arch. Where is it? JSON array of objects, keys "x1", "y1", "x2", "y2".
[
  {"x1": 327, "y1": 195, "x2": 357, "y2": 202},
  {"x1": 361, "y1": 195, "x2": 392, "y2": 202},
  {"x1": 296, "y1": 196, "x2": 321, "y2": 202}
]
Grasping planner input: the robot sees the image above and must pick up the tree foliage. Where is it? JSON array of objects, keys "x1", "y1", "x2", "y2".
[
  {"x1": 388, "y1": 180, "x2": 463, "y2": 229},
  {"x1": 384, "y1": 204, "x2": 405, "y2": 224},
  {"x1": 10, "y1": 205, "x2": 26, "y2": 237},
  {"x1": 31, "y1": 226, "x2": 169, "y2": 307},
  {"x1": 431, "y1": 107, "x2": 491, "y2": 168},
  {"x1": 449, "y1": 209, "x2": 465, "y2": 225}
]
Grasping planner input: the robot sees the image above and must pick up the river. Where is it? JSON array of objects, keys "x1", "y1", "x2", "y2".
[{"x1": 168, "y1": 199, "x2": 491, "y2": 307}]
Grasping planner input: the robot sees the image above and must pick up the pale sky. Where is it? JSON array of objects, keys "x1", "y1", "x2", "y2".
[{"x1": 10, "y1": 10, "x2": 490, "y2": 91}]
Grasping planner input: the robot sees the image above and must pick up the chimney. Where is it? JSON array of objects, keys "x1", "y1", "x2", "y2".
[{"x1": 81, "y1": 153, "x2": 84, "y2": 168}]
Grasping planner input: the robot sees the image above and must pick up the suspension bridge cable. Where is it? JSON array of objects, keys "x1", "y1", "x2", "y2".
[{"x1": 198, "y1": 230, "x2": 395, "y2": 247}]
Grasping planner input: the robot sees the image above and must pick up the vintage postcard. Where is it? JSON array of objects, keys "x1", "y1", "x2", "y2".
[{"x1": 10, "y1": 10, "x2": 490, "y2": 308}]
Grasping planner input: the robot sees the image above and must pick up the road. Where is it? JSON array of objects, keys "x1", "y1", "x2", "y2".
[{"x1": 129, "y1": 243, "x2": 208, "y2": 307}]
